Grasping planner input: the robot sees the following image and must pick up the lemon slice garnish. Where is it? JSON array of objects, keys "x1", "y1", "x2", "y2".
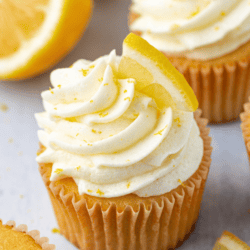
[
  {"x1": 118, "y1": 33, "x2": 198, "y2": 111},
  {"x1": 213, "y1": 231, "x2": 250, "y2": 250}
]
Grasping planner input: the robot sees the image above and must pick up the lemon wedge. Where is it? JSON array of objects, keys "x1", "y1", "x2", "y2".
[
  {"x1": 213, "y1": 231, "x2": 250, "y2": 250},
  {"x1": 118, "y1": 33, "x2": 198, "y2": 111},
  {"x1": 0, "y1": 0, "x2": 93, "y2": 80}
]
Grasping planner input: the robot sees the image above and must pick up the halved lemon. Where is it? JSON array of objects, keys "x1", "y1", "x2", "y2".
[
  {"x1": 118, "y1": 33, "x2": 198, "y2": 112},
  {"x1": 0, "y1": 0, "x2": 93, "y2": 80},
  {"x1": 213, "y1": 231, "x2": 250, "y2": 250}
]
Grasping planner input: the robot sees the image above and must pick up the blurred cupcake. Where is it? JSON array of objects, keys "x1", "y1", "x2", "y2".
[
  {"x1": 129, "y1": 0, "x2": 250, "y2": 123},
  {"x1": 36, "y1": 33, "x2": 212, "y2": 249},
  {"x1": 240, "y1": 99, "x2": 250, "y2": 163},
  {"x1": 0, "y1": 219, "x2": 55, "y2": 249}
]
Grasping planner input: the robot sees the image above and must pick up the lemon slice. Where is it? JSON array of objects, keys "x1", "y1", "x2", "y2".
[
  {"x1": 213, "y1": 231, "x2": 250, "y2": 250},
  {"x1": 0, "y1": 0, "x2": 93, "y2": 80},
  {"x1": 118, "y1": 33, "x2": 198, "y2": 111}
]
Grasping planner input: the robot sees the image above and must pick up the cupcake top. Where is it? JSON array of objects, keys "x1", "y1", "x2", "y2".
[
  {"x1": 36, "y1": 34, "x2": 203, "y2": 198},
  {"x1": 0, "y1": 220, "x2": 55, "y2": 250},
  {"x1": 130, "y1": 0, "x2": 250, "y2": 60}
]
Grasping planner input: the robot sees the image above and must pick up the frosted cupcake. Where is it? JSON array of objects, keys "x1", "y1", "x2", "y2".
[
  {"x1": 36, "y1": 33, "x2": 212, "y2": 249},
  {"x1": 0, "y1": 219, "x2": 55, "y2": 250},
  {"x1": 129, "y1": 0, "x2": 250, "y2": 123}
]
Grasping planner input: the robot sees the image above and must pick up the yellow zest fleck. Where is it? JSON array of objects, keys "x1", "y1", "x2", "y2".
[
  {"x1": 49, "y1": 87, "x2": 54, "y2": 94},
  {"x1": 188, "y1": 6, "x2": 200, "y2": 19},
  {"x1": 215, "y1": 26, "x2": 220, "y2": 31},
  {"x1": 146, "y1": 29, "x2": 151, "y2": 34},
  {"x1": 126, "y1": 182, "x2": 131, "y2": 189},
  {"x1": 75, "y1": 166, "x2": 81, "y2": 171},
  {"x1": 109, "y1": 135, "x2": 113, "y2": 137},
  {"x1": 54, "y1": 169, "x2": 63, "y2": 174},
  {"x1": 57, "y1": 85, "x2": 61, "y2": 89},
  {"x1": 88, "y1": 143, "x2": 93, "y2": 146},
  {"x1": 0, "y1": 103, "x2": 8, "y2": 112},
  {"x1": 174, "y1": 117, "x2": 180, "y2": 123},
  {"x1": 170, "y1": 24, "x2": 180, "y2": 31},
  {"x1": 80, "y1": 69, "x2": 89, "y2": 76},
  {"x1": 113, "y1": 152, "x2": 118, "y2": 154},
  {"x1": 74, "y1": 98, "x2": 77, "y2": 101},
  {"x1": 126, "y1": 159, "x2": 130, "y2": 162},
  {"x1": 99, "y1": 112, "x2": 108, "y2": 117},
  {"x1": 154, "y1": 125, "x2": 168, "y2": 136},
  {"x1": 121, "y1": 138, "x2": 123, "y2": 141},
  {"x1": 98, "y1": 77, "x2": 103, "y2": 82},
  {"x1": 52, "y1": 228, "x2": 60, "y2": 234},
  {"x1": 8, "y1": 138, "x2": 13, "y2": 144},
  {"x1": 178, "y1": 179, "x2": 186, "y2": 187},
  {"x1": 76, "y1": 133, "x2": 79, "y2": 137},
  {"x1": 221, "y1": 11, "x2": 225, "y2": 16},
  {"x1": 157, "y1": 109, "x2": 161, "y2": 119},
  {"x1": 124, "y1": 97, "x2": 131, "y2": 101},
  {"x1": 127, "y1": 79, "x2": 134, "y2": 83},
  {"x1": 96, "y1": 189, "x2": 104, "y2": 196},
  {"x1": 173, "y1": 165, "x2": 175, "y2": 168},
  {"x1": 90, "y1": 100, "x2": 93, "y2": 103},
  {"x1": 65, "y1": 117, "x2": 77, "y2": 122},
  {"x1": 89, "y1": 65, "x2": 95, "y2": 69},
  {"x1": 92, "y1": 129, "x2": 96, "y2": 133},
  {"x1": 54, "y1": 107, "x2": 57, "y2": 110},
  {"x1": 146, "y1": 115, "x2": 149, "y2": 117},
  {"x1": 104, "y1": 83, "x2": 109, "y2": 86},
  {"x1": 98, "y1": 131, "x2": 102, "y2": 134},
  {"x1": 83, "y1": 140, "x2": 87, "y2": 143},
  {"x1": 87, "y1": 189, "x2": 93, "y2": 193},
  {"x1": 124, "y1": 89, "x2": 127, "y2": 93}
]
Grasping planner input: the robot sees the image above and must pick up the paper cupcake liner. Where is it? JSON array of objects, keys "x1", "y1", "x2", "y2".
[
  {"x1": 169, "y1": 57, "x2": 250, "y2": 123},
  {"x1": 0, "y1": 219, "x2": 55, "y2": 250},
  {"x1": 38, "y1": 110, "x2": 212, "y2": 250},
  {"x1": 240, "y1": 99, "x2": 250, "y2": 163}
]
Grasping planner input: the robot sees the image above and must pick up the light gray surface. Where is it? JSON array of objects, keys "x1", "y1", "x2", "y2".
[{"x1": 0, "y1": 1, "x2": 250, "y2": 249}]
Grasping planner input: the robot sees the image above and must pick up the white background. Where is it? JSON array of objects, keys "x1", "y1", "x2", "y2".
[{"x1": 0, "y1": 1, "x2": 250, "y2": 249}]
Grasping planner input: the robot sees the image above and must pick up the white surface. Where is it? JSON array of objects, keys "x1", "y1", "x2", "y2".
[{"x1": 0, "y1": 0, "x2": 250, "y2": 249}]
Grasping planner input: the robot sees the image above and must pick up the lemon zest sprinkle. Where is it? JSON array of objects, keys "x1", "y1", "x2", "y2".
[
  {"x1": 124, "y1": 97, "x2": 131, "y2": 101},
  {"x1": 89, "y1": 65, "x2": 95, "y2": 69},
  {"x1": 96, "y1": 189, "x2": 104, "y2": 196},
  {"x1": 80, "y1": 69, "x2": 89, "y2": 76},
  {"x1": 127, "y1": 79, "x2": 134, "y2": 83},
  {"x1": 52, "y1": 228, "x2": 60, "y2": 234},
  {"x1": 98, "y1": 131, "x2": 102, "y2": 134},
  {"x1": 215, "y1": 26, "x2": 220, "y2": 31},
  {"x1": 170, "y1": 24, "x2": 180, "y2": 31},
  {"x1": 178, "y1": 179, "x2": 186, "y2": 187},
  {"x1": 90, "y1": 100, "x2": 93, "y2": 103},
  {"x1": 221, "y1": 11, "x2": 225, "y2": 16},
  {"x1": 154, "y1": 125, "x2": 168, "y2": 136},
  {"x1": 74, "y1": 98, "x2": 77, "y2": 101},
  {"x1": 124, "y1": 89, "x2": 127, "y2": 93},
  {"x1": 75, "y1": 166, "x2": 81, "y2": 171},
  {"x1": 87, "y1": 189, "x2": 93, "y2": 193},
  {"x1": 92, "y1": 129, "x2": 96, "y2": 133},
  {"x1": 54, "y1": 169, "x2": 63, "y2": 174},
  {"x1": 49, "y1": 87, "x2": 54, "y2": 94},
  {"x1": 187, "y1": 6, "x2": 200, "y2": 19},
  {"x1": 98, "y1": 77, "x2": 103, "y2": 82},
  {"x1": 57, "y1": 85, "x2": 61, "y2": 89},
  {"x1": 83, "y1": 140, "x2": 87, "y2": 143},
  {"x1": 126, "y1": 159, "x2": 130, "y2": 162},
  {"x1": 104, "y1": 83, "x2": 109, "y2": 86},
  {"x1": 88, "y1": 143, "x2": 93, "y2": 146},
  {"x1": 76, "y1": 133, "x2": 79, "y2": 137},
  {"x1": 54, "y1": 107, "x2": 57, "y2": 110},
  {"x1": 126, "y1": 182, "x2": 131, "y2": 188},
  {"x1": 99, "y1": 112, "x2": 108, "y2": 117}
]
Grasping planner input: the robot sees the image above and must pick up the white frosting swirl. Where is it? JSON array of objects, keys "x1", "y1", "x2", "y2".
[
  {"x1": 36, "y1": 51, "x2": 203, "y2": 198},
  {"x1": 130, "y1": 0, "x2": 250, "y2": 60}
]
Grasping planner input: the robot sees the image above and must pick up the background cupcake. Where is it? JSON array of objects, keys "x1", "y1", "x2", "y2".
[
  {"x1": 36, "y1": 34, "x2": 212, "y2": 249},
  {"x1": 129, "y1": 0, "x2": 250, "y2": 123},
  {"x1": 0, "y1": 219, "x2": 55, "y2": 249}
]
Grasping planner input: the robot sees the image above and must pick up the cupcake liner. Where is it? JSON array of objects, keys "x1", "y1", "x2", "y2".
[
  {"x1": 240, "y1": 99, "x2": 250, "y2": 163},
  {"x1": 39, "y1": 110, "x2": 212, "y2": 250},
  {"x1": 0, "y1": 219, "x2": 55, "y2": 250},
  {"x1": 169, "y1": 57, "x2": 250, "y2": 123}
]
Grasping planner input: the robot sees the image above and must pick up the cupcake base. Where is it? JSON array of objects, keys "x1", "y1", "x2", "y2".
[
  {"x1": 129, "y1": 11, "x2": 250, "y2": 123},
  {"x1": 38, "y1": 110, "x2": 212, "y2": 250}
]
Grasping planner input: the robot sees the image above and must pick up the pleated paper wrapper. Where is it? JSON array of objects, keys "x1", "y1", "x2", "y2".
[
  {"x1": 240, "y1": 99, "x2": 250, "y2": 165},
  {"x1": 129, "y1": 11, "x2": 250, "y2": 124},
  {"x1": 0, "y1": 219, "x2": 55, "y2": 249},
  {"x1": 38, "y1": 110, "x2": 212, "y2": 250}
]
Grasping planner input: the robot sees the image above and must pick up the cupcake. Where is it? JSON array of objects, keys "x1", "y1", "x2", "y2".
[
  {"x1": 240, "y1": 99, "x2": 250, "y2": 162},
  {"x1": 0, "y1": 219, "x2": 55, "y2": 249},
  {"x1": 36, "y1": 33, "x2": 212, "y2": 249},
  {"x1": 129, "y1": 0, "x2": 250, "y2": 123}
]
